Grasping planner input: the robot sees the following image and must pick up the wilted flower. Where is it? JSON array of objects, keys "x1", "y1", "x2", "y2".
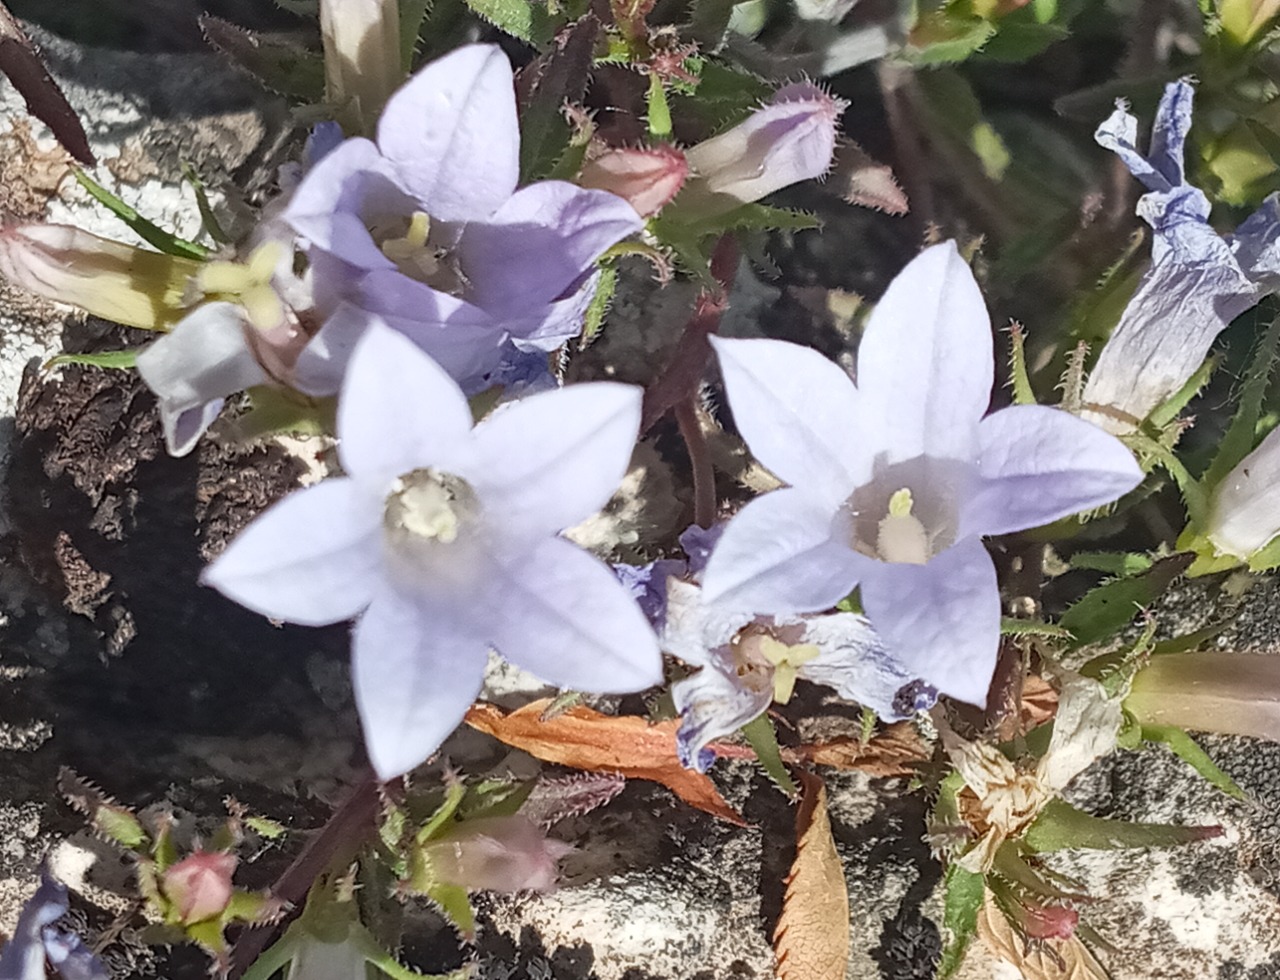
[
  {"x1": 422, "y1": 816, "x2": 574, "y2": 893},
  {"x1": 0, "y1": 867, "x2": 108, "y2": 980},
  {"x1": 1203, "y1": 424, "x2": 1280, "y2": 560},
  {"x1": 203, "y1": 322, "x2": 662, "y2": 778},
  {"x1": 1082, "y1": 80, "x2": 1280, "y2": 434},
  {"x1": 702, "y1": 242, "x2": 1142, "y2": 704},
  {"x1": 578, "y1": 144, "x2": 689, "y2": 217},
  {"x1": 283, "y1": 43, "x2": 643, "y2": 391},
  {"x1": 675, "y1": 82, "x2": 845, "y2": 219},
  {"x1": 663, "y1": 577, "x2": 934, "y2": 771},
  {"x1": 1126, "y1": 651, "x2": 1280, "y2": 740}
]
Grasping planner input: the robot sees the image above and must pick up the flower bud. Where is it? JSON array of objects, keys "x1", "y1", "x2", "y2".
[
  {"x1": 1219, "y1": 0, "x2": 1280, "y2": 45},
  {"x1": 677, "y1": 82, "x2": 845, "y2": 219},
  {"x1": 1126, "y1": 651, "x2": 1280, "y2": 740},
  {"x1": 0, "y1": 223, "x2": 201, "y2": 331},
  {"x1": 320, "y1": 0, "x2": 402, "y2": 134},
  {"x1": 160, "y1": 850, "x2": 237, "y2": 924},
  {"x1": 1204, "y1": 425, "x2": 1280, "y2": 560},
  {"x1": 422, "y1": 816, "x2": 574, "y2": 893},
  {"x1": 578, "y1": 145, "x2": 689, "y2": 218}
]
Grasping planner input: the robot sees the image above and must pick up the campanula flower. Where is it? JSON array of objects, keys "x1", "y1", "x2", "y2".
[
  {"x1": 284, "y1": 43, "x2": 644, "y2": 391},
  {"x1": 701, "y1": 242, "x2": 1142, "y2": 705},
  {"x1": 202, "y1": 322, "x2": 662, "y2": 778},
  {"x1": 1203, "y1": 424, "x2": 1280, "y2": 560},
  {"x1": 0, "y1": 868, "x2": 108, "y2": 980},
  {"x1": 1082, "y1": 80, "x2": 1280, "y2": 433}
]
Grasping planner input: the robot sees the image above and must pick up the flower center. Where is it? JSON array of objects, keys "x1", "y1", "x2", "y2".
[
  {"x1": 195, "y1": 241, "x2": 286, "y2": 331},
  {"x1": 382, "y1": 468, "x2": 487, "y2": 594},
  {"x1": 370, "y1": 210, "x2": 467, "y2": 295},
  {"x1": 731, "y1": 625, "x2": 818, "y2": 704},
  {"x1": 841, "y1": 455, "x2": 971, "y2": 565}
]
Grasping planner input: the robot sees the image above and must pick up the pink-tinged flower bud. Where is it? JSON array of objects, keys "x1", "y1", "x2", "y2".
[
  {"x1": 0, "y1": 223, "x2": 201, "y2": 331},
  {"x1": 422, "y1": 816, "x2": 575, "y2": 894},
  {"x1": 1126, "y1": 652, "x2": 1280, "y2": 741},
  {"x1": 320, "y1": 0, "x2": 402, "y2": 134},
  {"x1": 678, "y1": 82, "x2": 846, "y2": 219},
  {"x1": 578, "y1": 145, "x2": 689, "y2": 218},
  {"x1": 1019, "y1": 901, "x2": 1079, "y2": 941},
  {"x1": 1205, "y1": 425, "x2": 1280, "y2": 561},
  {"x1": 161, "y1": 850, "x2": 237, "y2": 924}
]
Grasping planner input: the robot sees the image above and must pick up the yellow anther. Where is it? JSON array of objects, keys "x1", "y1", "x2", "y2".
[
  {"x1": 888, "y1": 487, "x2": 914, "y2": 518},
  {"x1": 758, "y1": 637, "x2": 820, "y2": 704}
]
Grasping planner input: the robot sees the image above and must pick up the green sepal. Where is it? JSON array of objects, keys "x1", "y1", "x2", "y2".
[
  {"x1": 1068, "y1": 551, "x2": 1153, "y2": 576},
  {"x1": 424, "y1": 882, "x2": 475, "y2": 939},
  {"x1": 646, "y1": 73, "x2": 673, "y2": 140},
  {"x1": 1138, "y1": 723, "x2": 1249, "y2": 801},
  {"x1": 1006, "y1": 322, "x2": 1035, "y2": 406},
  {"x1": 74, "y1": 169, "x2": 209, "y2": 260},
  {"x1": 1024, "y1": 798, "x2": 1224, "y2": 852},
  {"x1": 458, "y1": 778, "x2": 535, "y2": 820},
  {"x1": 416, "y1": 781, "x2": 467, "y2": 845},
  {"x1": 1058, "y1": 552, "x2": 1194, "y2": 648},
  {"x1": 741, "y1": 714, "x2": 798, "y2": 798},
  {"x1": 1146, "y1": 352, "x2": 1218, "y2": 431},
  {"x1": 582, "y1": 263, "x2": 618, "y2": 341},
  {"x1": 938, "y1": 863, "x2": 985, "y2": 978},
  {"x1": 229, "y1": 388, "x2": 337, "y2": 442}
]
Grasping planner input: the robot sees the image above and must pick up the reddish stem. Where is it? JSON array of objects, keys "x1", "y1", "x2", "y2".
[
  {"x1": 675, "y1": 396, "x2": 715, "y2": 529},
  {"x1": 640, "y1": 234, "x2": 739, "y2": 434},
  {"x1": 229, "y1": 773, "x2": 382, "y2": 978}
]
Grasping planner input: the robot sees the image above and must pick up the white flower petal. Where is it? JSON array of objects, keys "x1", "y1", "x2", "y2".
[
  {"x1": 488, "y1": 537, "x2": 662, "y2": 692},
  {"x1": 800, "y1": 612, "x2": 921, "y2": 720},
  {"x1": 855, "y1": 241, "x2": 993, "y2": 462},
  {"x1": 353, "y1": 588, "x2": 489, "y2": 778},
  {"x1": 135, "y1": 302, "x2": 269, "y2": 457},
  {"x1": 671, "y1": 663, "x2": 771, "y2": 771},
  {"x1": 963, "y1": 404, "x2": 1142, "y2": 537},
  {"x1": 337, "y1": 320, "x2": 475, "y2": 486},
  {"x1": 200, "y1": 478, "x2": 382, "y2": 626},
  {"x1": 701, "y1": 488, "x2": 862, "y2": 615},
  {"x1": 660, "y1": 578, "x2": 753, "y2": 667},
  {"x1": 857, "y1": 536, "x2": 1000, "y2": 707},
  {"x1": 710, "y1": 336, "x2": 865, "y2": 505},
  {"x1": 466, "y1": 382, "x2": 642, "y2": 544}
]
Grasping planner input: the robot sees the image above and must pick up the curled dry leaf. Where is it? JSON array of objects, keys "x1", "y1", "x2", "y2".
[
  {"x1": 709, "y1": 721, "x2": 929, "y2": 776},
  {"x1": 464, "y1": 700, "x2": 746, "y2": 825},
  {"x1": 773, "y1": 771, "x2": 850, "y2": 980},
  {"x1": 977, "y1": 895, "x2": 1110, "y2": 980}
]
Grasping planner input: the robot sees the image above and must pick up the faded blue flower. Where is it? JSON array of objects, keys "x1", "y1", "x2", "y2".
[
  {"x1": 701, "y1": 242, "x2": 1143, "y2": 705},
  {"x1": 1082, "y1": 79, "x2": 1280, "y2": 433},
  {"x1": 202, "y1": 322, "x2": 662, "y2": 779},
  {"x1": 0, "y1": 868, "x2": 108, "y2": 980}
]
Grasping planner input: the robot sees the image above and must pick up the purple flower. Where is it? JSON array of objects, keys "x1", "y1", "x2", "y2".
[
  {"x1": 0, "y1": 868, "x2": 108, "y2": 980},
  {"x1": 201, "y1": 321, "x2": 662, "y2": 778},
  {"x1": 701, "y1": 242, "x2": 1143, "y2": 705},
  {"x1": 1082, "y1": 80, "x2": 1280, "y2": 433},
  {"x1": 284, "y1": 44, "x2": 644, "y2": 391},
  {"x1": 663, "y1": 578, "x2": 930, "y2": 771}
]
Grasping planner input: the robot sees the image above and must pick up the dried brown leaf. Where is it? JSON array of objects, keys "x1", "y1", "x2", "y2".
[
  {"x1": 773, "y1": 771, "x2": 850, "y2": 980},
  {"x1": 785, "y1": 722, "x2": 929, "y2": 776},
  {"x1": 464, "y1": 700, "x2": 746, "y2": 825},
  {"x1": 978, "y1": 897, "x2": 1110, "y2": 980}
]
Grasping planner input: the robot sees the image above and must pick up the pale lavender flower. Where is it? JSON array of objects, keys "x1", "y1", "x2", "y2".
[
  {"x1": 284, "y1": 43, "x2": 644, "y2": 391},
  {"x1": 1204, "y1": 424, "x2": 1280, "y2": 559},
  {"x1": 663, "y1": 577, "x2": 932, "y2": 771},
  {"x1": 201, "y1": 321, "x2": 662, "y2": 778},
  {"x1": 0, "y1": 868, "x2": 108, "y2": 980},
  {"x1": 702, "y1": 242, "x2": 1143, "y2": 705},
  {"x1": 1082, "y1": 80, "x2": 1280, "y2": 433}
]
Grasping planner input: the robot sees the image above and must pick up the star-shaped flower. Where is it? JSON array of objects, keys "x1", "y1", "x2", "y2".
[
  {"x1": 701, "y1": 242, "x2": 1143, "y2": 704},
  {"x1": 285, "y1": 43, "x2": 644, "y2": 390},
  {"x1": 202, "y1": 322, "x2": 662, "y2": 778},
  {"x1": 1082, "y1": 79, "x2": 1280, "y2": 433}
]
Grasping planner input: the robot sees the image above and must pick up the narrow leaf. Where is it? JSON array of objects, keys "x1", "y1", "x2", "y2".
[
  {"x1": 938, "y1": 864, "x2": 985, "y2": 978},
  {"x1": 73, "y1": 169, "x2": 209, "y2": 260},
  {"x1": 646, "y1": 73, "x2": 673, "y2": 140},
  {"x1": 45, "y1": 349, "x2": 139, "y2": 371},
  {"x1": 464, "y1": 0, "x2": 557, "y2": 45},
  {"x1": 773, "y1": 771, "x2": 849, "y2": 980},
  {"x1": 199, "y1": 15, "x2": 326, "y2": 101},
  {"x1": 515, "y1": 15, "x2": 598, "y2": 182},
  {"x1": 1203, "y1": 310, "x2": 1280, "y2": 490},
  {"x1": 0, "y1": 2, "x2": 93, "y2": 164},
  {"x1": 1139, "y1": 724, "x2": 1249, "y2": 801},
  {"x1": 741, "y1": 714, "x2": 798, "y2": 798},
  {"x1": 1058, "y1": 552, "x2": 1194, "y2": 647},
  {"x1": 1024, "y1": 798, "x2": 1224, "y2": 853},
  {"x1": 1007, "y1": 321, "x2": 1036, "y2": 405}
]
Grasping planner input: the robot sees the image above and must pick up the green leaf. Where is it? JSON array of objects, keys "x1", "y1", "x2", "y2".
[
  {"x1": 424, "y1": 882, "x2": 475, "y2": 939},
  {"x1": 938, "y1": 864, "x2": 985, "y2": 978},
  {"x1": 74, "y1": 169, "x2": 208, "y2": 260},
  {"x1": 1146, "y1": 351, "x2": 1218, "y2": 431},
  {"x1": 399, "y1": 0, "x2": 433, "y2": 68},
  {"x1": 741, "y1": 714, "x2": 798, "y2": 798},
  {"x1": 199, "y1": 15, "x2": 326, "y2": 101},
  {"x1": 1139, "y1": 724, "x2": 1248, "y2": 801},
  {"x1": 582, "y1": 263, "x2": 618, "y2": 341},
  {"x1": 244, "y1": 815, "x2": 288, "y2": 839},
  {"x1": 978, "y1": 20, "x2": 1069, "y2": 62},
  {"x1": 458, "y1": 779, "x2": 535, "y2": 820},
  {"x1": 701, "y1": 202, "x2": 822, "y2": 235},
  {"x1": 228, "y1": 388, "x2": 336, "y2": 442},
  {"x1": 180, "y1": 163, "x2": 231, "y2": 245},
  {"x1": 999, "y1": 617, "x2": 1070, "y2": 638},
  {"x1": 1058, "y1": 552, "x2": 1194, "y2": 647},
  {"x1": 646, "y1": 73, "x2": 673, "y2": 140},
  {"x1": 1068, "y1": 551, "x2": 1153, "y2": 576},
  {"x1": 464, "y1": 0, "x2": 557, "y2": 45},
  {"x1": 1006, "y1": 322, "x2": 1035, "y2": 405},
  {"x1": 416, "y1": 781, "x2": 467, "y2": 845},
  {"x1": 1202, "y1": 311, "x2": 1280, "y2": 490},
  {"x1": 45, "y1": 349, "x2": 139, "y2": 371},
  {"x1": 906, "y1": 13, "x2": 997, "y2": 65},
  {"x1": 516, "y1": 15, "x2": 599, "y2": 182},
  {"x1": 1024, "y1": 798, "x2": 1224, "y2": 852}
]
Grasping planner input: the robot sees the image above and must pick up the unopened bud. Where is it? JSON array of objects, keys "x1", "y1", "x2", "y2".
[
  {"x1": 0, "y1": 223, "x2": 200, "y2": 331},
  {"x1": 578, "y1": 145, "x2": 688, "y2": 218},
  {"x1": 1205, "y1": 425, "x2": 1280, "y2": 561},
  {"x1": 161, "y1": 850, "x2": 237, "y2": 924},
  {"x1": 320, "y1": 0, "x2": 403, "y2": 134},
  {"x1": 422, "y1": 816, "x2": 574, "y2": 894},
  {"x1": 1127, "y1": 651, "x2": 1280, "y2": 741}
]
